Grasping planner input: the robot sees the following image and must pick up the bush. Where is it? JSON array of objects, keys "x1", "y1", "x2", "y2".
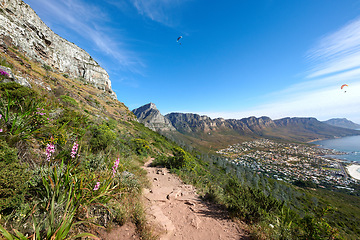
[
  {"x1": 42, "y1": 64, "x2": 51, "y2": 71},
  {"x1": 168, "y1": 147, "x2": 191, "y2": 169},
  {"x1": 0, "y1": 140, "x2": 30, "y2": 214},
  {"x1": 0, "y1": 58, "x2": 13, "y2": 69},
  {"x1": 131, "y1": 138, "x2": 150, "y2": 156},
  {"x1": 0, "y1": 82, "x2": 37, "y2": 101},
  {"x1": 224, "y1": 177, "x2": 283, "y2": 223},
  {"x1": 90, "y1": 124, "x2": 117, "y2": 152},
  {"x1": 60, "y1": 95, "x2": 78, "y2": 107}
]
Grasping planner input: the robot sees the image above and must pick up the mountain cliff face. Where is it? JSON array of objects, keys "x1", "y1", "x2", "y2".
[
  {"x1": 323, "y1": 118, "x2": 360, "y2": 130},
  {"x1": 0, "y1": 0, "x2": 116, "y2": 98},
  {"x1": 165, "y1": 113, "x2": 276, "y2": 134},
  {"x1": 132, "y1": 103, "x2": 176, "y2": 132},
  {"x1": 133, "y1": 103, "x2": 360, "y2": 148}
]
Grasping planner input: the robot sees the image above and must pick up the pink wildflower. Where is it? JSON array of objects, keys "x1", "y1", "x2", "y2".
[
  {"x1": 71, "y1": 141, "x2": 79, "y2": 158},
  {"x1": 0, "y1": 129, "x2": 2, "y2": 132},
  {"x1": 0, "y1": 114, "x2": 2, "y2": 119},
  {"x1": 112, "y1": 158, "x2": 120, "y2": 177},
  {"x1": 93, "y1": 182, "x2": 100, "y2": 191},
  {"x1": 45, "y1": 143, "x2": 55, "y2": 161}
]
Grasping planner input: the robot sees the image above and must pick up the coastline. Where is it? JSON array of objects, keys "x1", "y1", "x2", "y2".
[
  {"x1": 307, "y1": 138, "x2": 325, "y2": 143},
  {"x1": 346, "y1": 164, "x2": 360, "y2": 181}
]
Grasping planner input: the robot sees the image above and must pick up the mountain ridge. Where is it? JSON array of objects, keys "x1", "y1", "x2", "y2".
[
  {"x1": 133, "y1": 103, "x2": 360, "y2": 149},
  {"x1": 323, "y1": 118, "x2": 360, "y2": 129}
]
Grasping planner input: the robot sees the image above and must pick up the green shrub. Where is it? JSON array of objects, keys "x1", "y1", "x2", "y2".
[
  {"x1": 224, "y1": 177, "x2": 283, "y2": 223},
  {"x1": 60, "y1": 95, "x2": 78, "y2": 107},
  {"x1": 0, "y1": 140, "x2": 30, "y2": 214},
  {"x1": 0, "y1": 58, "x2": 13, "y2": 69},
  {"x1": 168, "y1": 147, "x2": 191, "y2": 169},
  {"x1": 89, "y1": 124, "x2": 117, "y2": 152},
  {"x1": 0, "y1": 82, "x2": 37, "y2": 101},
  {"x1": 0, "y1": 90, "x2": 47, "y2": 145},
  {"x1": 42, "y1": 64, "x2": 51, "y2": 71},
  {"x1": 131, "y1": 138, "x2": 150, "y2": 156}
]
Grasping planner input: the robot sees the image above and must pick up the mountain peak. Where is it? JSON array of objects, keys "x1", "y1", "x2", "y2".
[
  {"x1": 323, "y1": 118, "x2": 360, "y2": 130},
  {"x1": 147, "y1": 102, "x2": 157, "y2": 110},
  {"x1": 132, "y1": 103, "x2": 175, "y2": 132}
]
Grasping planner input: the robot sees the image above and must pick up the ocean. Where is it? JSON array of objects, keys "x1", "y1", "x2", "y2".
[{"x1": 313, "y1": 135, "x2": 360, "y2": 163}]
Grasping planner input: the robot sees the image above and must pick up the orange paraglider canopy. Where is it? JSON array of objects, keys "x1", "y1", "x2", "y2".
[{"x1": 341, "y1": 84, "x2": 348, "y2": 89}]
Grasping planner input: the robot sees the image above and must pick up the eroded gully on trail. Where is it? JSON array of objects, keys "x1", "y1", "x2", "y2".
[{"x1": 142, "y1": 158, "x2": 250, "y2": 240}]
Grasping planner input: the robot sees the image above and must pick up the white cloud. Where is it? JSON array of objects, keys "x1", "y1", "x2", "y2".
[
  {"x1": 307, "y1": 17, "x2": 360, "y2": 62},
  {"x1": 307, "y1": 17, "x2": 360, "y2": 78},
  {"x1": 24, "y1": 0, "x2": 143, "y2": 73},
  {"x1": 128, "y1": 0, "x2": 189, "y2": 26}
]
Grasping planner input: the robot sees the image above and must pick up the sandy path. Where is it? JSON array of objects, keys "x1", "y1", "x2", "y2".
[{"x1": 142, "y1": 158, "x2": 250, "y2": 240}]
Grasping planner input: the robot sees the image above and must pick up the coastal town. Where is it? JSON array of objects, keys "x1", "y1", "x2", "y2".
[{"x1": 216, "y1": 139, "x2": 360, "y2": 193}]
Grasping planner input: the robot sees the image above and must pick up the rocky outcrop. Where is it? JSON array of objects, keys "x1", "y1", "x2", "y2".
[
  {"x1": 0, "y1": 0, "x2": 116, "y2": 98},
  {"x1": 0, "y1": 65, "x2": 31, "y2": 87},
  {"x1": 132, "y1": 103, "x2": 176, "y2": 132}
]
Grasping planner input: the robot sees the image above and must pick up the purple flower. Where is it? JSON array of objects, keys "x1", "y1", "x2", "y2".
[
  {"x1": 0, "y1": 70, "x2": 9, "y2": 76},
  {"x1": 71, "y1": 141, "x2": 79, "y2": 158},
  {"x1": 93, "y1": 182, "x2": 100, "y2": 191},
  {"x1": 0, "y1": 114, "x2": 2, "y2": 119},
  {"x1": 46, "y1": 143, "x2": 55, "y2": 161},
  {"x1": 112, "y1": 158, "x2": 120, "y2": 177},
  {"x1": 0, "y1": 129, "x2": 2, "y2": 133}
]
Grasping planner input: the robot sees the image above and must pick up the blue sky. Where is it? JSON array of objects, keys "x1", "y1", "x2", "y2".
[{"x1": 23, "y1": 0, "x2": 360, "y2": 122}]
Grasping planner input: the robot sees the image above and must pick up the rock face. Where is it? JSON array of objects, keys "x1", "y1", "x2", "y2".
[
  {"x1": 0, "y1": 0, "x2": 116, "y2": 98},
  {"x1": 166, "y1": 113, "x2": 277, "y2": 134},
  {"x1": 132, "y1": 103, "x2": 176, "y2": 132}
]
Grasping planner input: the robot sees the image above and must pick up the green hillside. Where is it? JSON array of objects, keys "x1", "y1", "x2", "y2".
[{"x1": 0, "y1": 49, "x2": 179, "y2": 239}]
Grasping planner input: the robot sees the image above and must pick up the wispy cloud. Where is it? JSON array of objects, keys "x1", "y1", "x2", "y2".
[
  {"x1": 128, "y1": 0, "x2": 189, "y2": 26},
  {"x1": 25, "y1": 0, "x2": 144, "y2": 73},
  {"x1": 200, "y1": 16, "x2": 360, "y2": 122},
  {"x1": 307, "y1": 17, "x2": 360, "y2": 78}
]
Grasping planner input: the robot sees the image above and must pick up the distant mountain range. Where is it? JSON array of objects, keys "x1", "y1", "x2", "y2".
[
  {"x1": 132, "y1": 103, "x2": 360, "y2": 150},
  {"x1": 323, "y1": 118, "x2": 360, "y2": 130}
]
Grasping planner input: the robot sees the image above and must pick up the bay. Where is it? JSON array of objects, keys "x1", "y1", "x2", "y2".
[{"x1": 313, "y1": 135, "x2": 360, "y2": 162}]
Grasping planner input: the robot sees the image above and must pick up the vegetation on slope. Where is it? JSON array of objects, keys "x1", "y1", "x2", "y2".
[
  {"x1": 151, "y1": 145, "x2": 360, "y2": 239},
  {"x1": 0, "y1": 50, "x2": 179, "y2": 239}
]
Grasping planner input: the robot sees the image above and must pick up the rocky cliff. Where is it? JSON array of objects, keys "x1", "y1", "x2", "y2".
[
  {"x1": 132, "y1": 103, "x2": 176, "y2": 132},
  {"x1": 0, "y1": 0, "x2": 116, "y2": 98}
]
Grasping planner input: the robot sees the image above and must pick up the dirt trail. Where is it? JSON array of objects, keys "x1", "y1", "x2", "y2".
[{"x1": 142, "y1": 159, "x2": 250, "y2": 240}]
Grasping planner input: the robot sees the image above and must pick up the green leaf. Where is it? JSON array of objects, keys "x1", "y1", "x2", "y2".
[{"x1": 0, "y1": 224, "x2": 14, "y2": 240}]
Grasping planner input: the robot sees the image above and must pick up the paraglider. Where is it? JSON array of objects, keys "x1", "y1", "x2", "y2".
[
  {"x1": 341, "y1": 84, "x2": 348, "y2": 93},
  {"x1": 177, "y1": 36, "x2": 182, "y2": 45}
]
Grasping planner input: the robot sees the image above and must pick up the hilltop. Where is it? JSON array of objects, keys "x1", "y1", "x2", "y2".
[{"x1": 323, "y1": 118, "x2": 360, "y2": 130}]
